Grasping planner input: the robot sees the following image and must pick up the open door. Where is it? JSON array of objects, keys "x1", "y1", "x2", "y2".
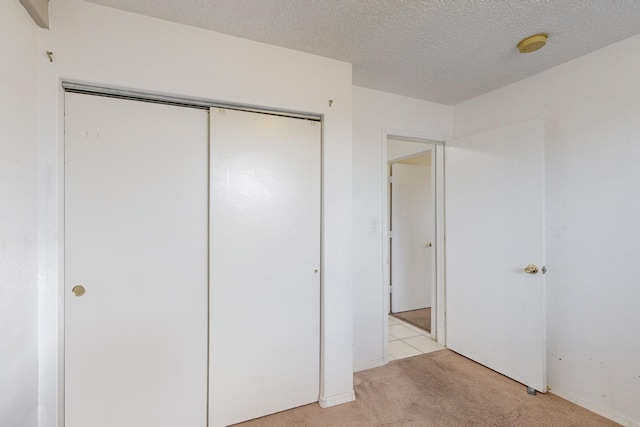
[
  {"x1": 390, "y1": 161, "x2": 433, "y2": 314},
  {"x1": 445, "y1": 118, "x2": 546, "y2": 392}
]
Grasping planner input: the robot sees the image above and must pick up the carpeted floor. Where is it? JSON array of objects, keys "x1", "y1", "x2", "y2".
[
  {"x1": 235, "y1": 349, "x2": 619, "y2": 427},
  {"x1": 391, "y1": 307, "x2": 431, "y2": 332}
]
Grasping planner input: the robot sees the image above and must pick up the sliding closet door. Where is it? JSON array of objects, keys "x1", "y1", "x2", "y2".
[
  {"x1": 209, "y1": 108, "x2": 321, "y2": 426},
  {"x1": 64, "y1": 93, "x2": 209, "y2": 427}
]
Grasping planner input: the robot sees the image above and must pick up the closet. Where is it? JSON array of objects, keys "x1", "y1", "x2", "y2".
[{"x1": 64, "y1": 92, "x2": 321, "y2": 427}]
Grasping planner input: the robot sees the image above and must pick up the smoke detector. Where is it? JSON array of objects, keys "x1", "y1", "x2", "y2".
[{"x1": 518, "y1": 33, "x2": 548, "y2": 53}]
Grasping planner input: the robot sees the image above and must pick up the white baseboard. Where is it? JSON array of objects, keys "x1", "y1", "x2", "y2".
[
  {"x1": 353, "y1": 358, "x2": 386, "y2": 372},
  {"x1": 550, "y1": 388, "x2": 638, "y2": 427},
  {"x1": 319, "y1": 390, "x2": 356, "y2": 408}
]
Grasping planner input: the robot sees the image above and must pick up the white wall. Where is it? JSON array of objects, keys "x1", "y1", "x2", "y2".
[
  {"x1": 352, "y1": 86, "x2": 451, "y2": 371},
  {"x1": 0, "y1": 1, "x2": 39, "y2": 426},
  {"x1": 19, "y1": 0, "x2": 49, "y2": 28},
  {"x1": 387, "y1": 138, "x2": 432, "y2": 159},
  {"x1": 38, "y1": 0, "x2": 354, "y2": 424},
  {"x1": 454, "y1": 34, "x2": 640, "y2": 426}
]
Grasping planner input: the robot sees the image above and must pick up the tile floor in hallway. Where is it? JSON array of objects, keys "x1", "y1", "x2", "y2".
[{"x1": 388, "y1": 315, "x2": 444, "y2": 360}]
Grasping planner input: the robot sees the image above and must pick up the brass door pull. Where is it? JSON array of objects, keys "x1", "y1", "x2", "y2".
[
  {"x1": 524, "y1": 264, "x2": 539, "y2": 275},
  {"x1": 72, "y1": 285, "x2": 86, "y2": 296}
]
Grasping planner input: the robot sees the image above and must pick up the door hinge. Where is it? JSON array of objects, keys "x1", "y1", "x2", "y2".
[
  {"x1": 389, "y1": 231, "x2": 393, "y2": 238},
  {"x1": 389, "y1": 285, "x2": 393, "y2": 293},
  {"x1": 542, "y1": 266, "x2": 547, "y2": 274},
  {"x1": 388, "y1": 176, "x2": 393, "y2": 184}
]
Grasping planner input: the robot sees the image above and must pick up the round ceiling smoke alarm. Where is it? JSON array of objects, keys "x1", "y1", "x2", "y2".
[{"x1": 518, "y1": 33, "x2": 549, "y2": 53}]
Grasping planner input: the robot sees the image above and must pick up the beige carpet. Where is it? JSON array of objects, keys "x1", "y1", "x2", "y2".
[
  {"x1": 391, "y1": 307, "x2": 431, "y2": 333},
  {"x1": 235, "y1": 349, "x2": 619, "y2": 427}
]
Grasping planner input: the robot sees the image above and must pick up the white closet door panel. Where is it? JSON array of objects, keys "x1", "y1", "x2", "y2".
[
  {"x1": 391, "y1": 163, "x2": 431, "y2": 312},
  {"x1": 64, "y1": 93, "x2": 208, "y2": 427},
  {"x1": 209, "y1": 108, "x2": 321, "y2": 427}
]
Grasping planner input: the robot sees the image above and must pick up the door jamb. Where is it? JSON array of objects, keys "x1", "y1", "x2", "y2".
[{"x1": 381, "y1": 129, "x2": 446, "y2": 364}]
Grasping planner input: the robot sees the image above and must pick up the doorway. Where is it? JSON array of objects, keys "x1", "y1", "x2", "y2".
[
  {"x1": 382, "y1": 135, "x2": 445, "y2": 362},
  {"x1": 389, "y1": 152, "x2": 433, "y2": 329}
]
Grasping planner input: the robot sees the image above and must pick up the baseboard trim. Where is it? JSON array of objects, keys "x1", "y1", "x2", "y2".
[
  {"x1": 353, "y1": 358, "x2": 386, "y2": 372},
  {"x1": 550, "y1": 388, "x2": 638, "y2": 427},
  {"x1": 319, "y1": 390, "x2": 356, "y2": 408}
]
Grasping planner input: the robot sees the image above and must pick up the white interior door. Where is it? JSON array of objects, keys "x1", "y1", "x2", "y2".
[
  {"x1": 209, "y1": 108, "x2": 321, "y2": 426},
  {"x1": 390, "y1": 162, "x2": 432, "y2": 313},
  {"x1": 64, "y1": 93, "x2": 209, "y2": 426},
  {"x1": 445, "y1": 118, "x2": 546, "y2": 391}
]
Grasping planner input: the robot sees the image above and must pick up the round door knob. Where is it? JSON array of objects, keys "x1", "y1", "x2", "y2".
[
  {"x1": 72, "y1": 285, "x2": 86, "y2": 296},
  {"x1": 524, "y1": 264, "x2": 539, "y2": 275}
]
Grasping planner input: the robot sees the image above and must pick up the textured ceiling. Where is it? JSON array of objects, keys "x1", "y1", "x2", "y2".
[{"x1": 86, "y1": 0, "x2": 640, "y2": 105}]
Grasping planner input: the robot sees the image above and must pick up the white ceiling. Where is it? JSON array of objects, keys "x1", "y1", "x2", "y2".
[{"x1": 87, "y1": 0, "x2": 640, "y2": 105}]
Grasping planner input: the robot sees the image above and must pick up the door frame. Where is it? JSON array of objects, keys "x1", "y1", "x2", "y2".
[
  {"x1": 56, "y1": 83, "x2": 328, "y2": 424},
  {"x1": 381, "y1": 128, "x2": 446, "y2": 364}
]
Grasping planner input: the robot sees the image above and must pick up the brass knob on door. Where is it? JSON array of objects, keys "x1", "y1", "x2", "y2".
[
  {"x1": 524, "y1": 264, "x2": 539, "y2": 275},
  {"x1": 72, "y1": 285, "x2": 86, "y2": 296}
]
